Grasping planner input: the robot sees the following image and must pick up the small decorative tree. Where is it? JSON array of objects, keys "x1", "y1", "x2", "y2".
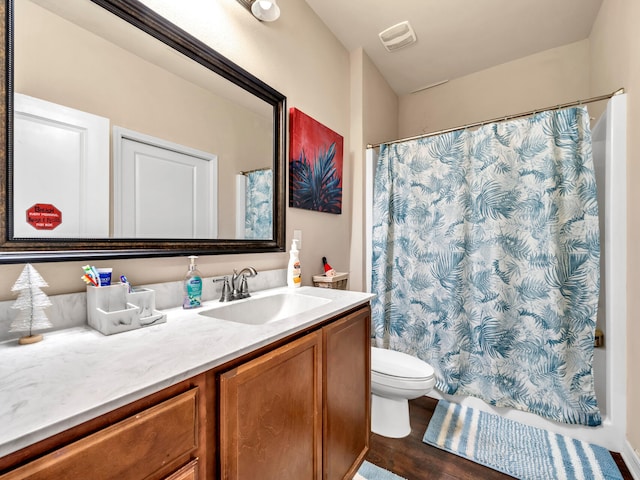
[{"x1": 9, "y1": 264, "x2": 53, "y2": 345}]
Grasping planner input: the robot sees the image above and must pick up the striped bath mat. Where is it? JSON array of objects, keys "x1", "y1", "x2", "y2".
[
  {"x1": 424, "y1": 400, "x2": 623, "y2": 480},
  {"x1": 354, "y1": 461, "x2": 406, "y2": 480}
]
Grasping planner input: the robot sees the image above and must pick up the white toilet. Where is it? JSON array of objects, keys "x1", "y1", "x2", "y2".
[{"x1": 371, "y1": 346, "x2": 435, "y2": 438}]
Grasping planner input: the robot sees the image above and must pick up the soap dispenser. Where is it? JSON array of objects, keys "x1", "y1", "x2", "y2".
[
  {"x1": 287, "y1": 239, "x2": 301, "y2": 288},
  {"x1": 183, "y1": 255, "x2": 203, "y2": 309}
]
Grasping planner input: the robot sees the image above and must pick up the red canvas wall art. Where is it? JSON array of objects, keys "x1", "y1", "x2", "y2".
[{"x1": 289, "y1": 108, "x2": 343, "y2": 214}]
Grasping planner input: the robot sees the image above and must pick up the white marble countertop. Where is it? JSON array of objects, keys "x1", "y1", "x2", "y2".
[{"x1": 0, "y1": 286, "x2": 374, "y2": 458}]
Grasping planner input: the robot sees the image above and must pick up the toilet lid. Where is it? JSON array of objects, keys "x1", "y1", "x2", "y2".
[{"x1": 371, "y1": 347, "x2": 434, "y2": 379}]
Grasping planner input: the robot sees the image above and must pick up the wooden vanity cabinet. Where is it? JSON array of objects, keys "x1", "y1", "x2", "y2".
[{"x1": 219, "y1": 305, "x2": 371, "y2": 480}]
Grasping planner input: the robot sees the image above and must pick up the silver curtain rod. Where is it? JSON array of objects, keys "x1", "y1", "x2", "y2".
[
  {"x1": 240, "y1": 166, "x2": 271, "y2": 175},
  {"x1": 367, "y1": 88, "x2": 625, "y2": 149}
]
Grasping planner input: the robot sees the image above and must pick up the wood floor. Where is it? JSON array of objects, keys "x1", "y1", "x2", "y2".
[{"x1": 365, "y1": 396, "x2": 634, "y2": 480}]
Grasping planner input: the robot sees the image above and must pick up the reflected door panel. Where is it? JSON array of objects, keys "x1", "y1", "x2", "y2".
[
  {"x1": 13, "y1": 93, "x2": 110, "y2": 238},
  {"x1": 114, "y1": 128, "x2": 218, "y2": 238}
]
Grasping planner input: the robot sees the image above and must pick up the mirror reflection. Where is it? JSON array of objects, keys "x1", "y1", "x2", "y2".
[{"x1": 14, "y1": 0, "x2": 274, "y2": 240}]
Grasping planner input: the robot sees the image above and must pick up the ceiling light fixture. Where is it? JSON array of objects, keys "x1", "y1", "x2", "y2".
[{"x1": 237, "y1": 0, "x2": 281, "y2": 22}]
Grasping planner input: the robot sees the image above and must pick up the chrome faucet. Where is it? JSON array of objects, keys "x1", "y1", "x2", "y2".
[
  {"x1": 213, "y1": 267, "x2": 258, "y2": 302},
  {"x1": 231, "y1": 267, "x2": 258, "y2": 300}
]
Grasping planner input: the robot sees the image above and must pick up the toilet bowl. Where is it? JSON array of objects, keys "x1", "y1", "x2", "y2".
[{"x1": 371, "y1": 346, "x2": 435, "y2": 438}]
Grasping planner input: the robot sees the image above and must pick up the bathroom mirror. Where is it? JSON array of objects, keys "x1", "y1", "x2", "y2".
[{"x1": 0, "y1": 0, "x2": 287, "y2": 262}]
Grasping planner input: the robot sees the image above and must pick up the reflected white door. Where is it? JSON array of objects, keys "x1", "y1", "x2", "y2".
[
  {"x1": 13, "y1": 93, "x2": 110, "y2": 238},
  {"x1": 113, "y1": 127, "x2": 218, "y2": 238}
]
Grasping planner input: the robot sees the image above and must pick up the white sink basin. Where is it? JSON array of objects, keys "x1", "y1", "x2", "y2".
[{"x1": 198, "y1": 293, "x2": 331, "y2": 325}]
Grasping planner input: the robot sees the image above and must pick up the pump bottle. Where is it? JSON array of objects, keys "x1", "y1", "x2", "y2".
[
  {"x1": 287, "y1": 239, "x2": 301, "y2": 288},
  {"x1": 183, "y1": 255, "x2": 203, "y2": 309}
]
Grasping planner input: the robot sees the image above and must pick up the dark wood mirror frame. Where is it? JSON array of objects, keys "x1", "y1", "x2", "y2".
[{"x1": 0, "y1": 0, "x2": 286, "y2": 263}]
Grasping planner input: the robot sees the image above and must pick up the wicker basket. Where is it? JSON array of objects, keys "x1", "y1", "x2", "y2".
[{"x1": 312, "y1": 272, "x2": 348, "y2": 290}]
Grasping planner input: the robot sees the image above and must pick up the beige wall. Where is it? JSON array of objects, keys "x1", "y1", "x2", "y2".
[
  {"x1": 399, "y1": 40, "x2": 591, "y2": 138},
  {"x1": 348, "y1": 49, "x2": 398, "y2": 291},
  {"x1": 590, "y1": 0, "x2": 640, "y2": 458},
  {"x1": 0, "y1": 0, "x2": 351, "y2": 300}
]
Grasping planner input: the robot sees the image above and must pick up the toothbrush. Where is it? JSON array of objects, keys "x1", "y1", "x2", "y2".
[
  {"x1": 90, "y1": 266, "x2": 101, "y2": 287},
  {"x1": 81, "y1": 274, "x2": 98, "y2": 287},
  {"x1": 120, "y1": 275, "x2": 131, "y2": 293},
  {"x1": 82, "y1": 265, "x2": 99, "y2": 286}
]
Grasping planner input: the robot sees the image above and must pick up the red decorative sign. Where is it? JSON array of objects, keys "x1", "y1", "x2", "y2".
[{"x1": 26, "y1": 203, "x2": 62, "y2": 230}]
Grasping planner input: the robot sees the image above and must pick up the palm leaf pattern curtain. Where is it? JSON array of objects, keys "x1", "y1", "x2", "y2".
[
  {"x1": 245, "y1": 169, "x2": 273, "y2": 239},
  {"x1": 371, "y1": 107, "x2": 601, "y2": 426}
]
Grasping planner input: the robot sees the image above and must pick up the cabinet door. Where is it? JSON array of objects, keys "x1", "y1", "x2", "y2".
[
  {"x1": 220, "y1": 332, "x2": 323, "y2": 480},
  {"x1": 323, "y1": 307, "x2": 371, "y2": 480}
]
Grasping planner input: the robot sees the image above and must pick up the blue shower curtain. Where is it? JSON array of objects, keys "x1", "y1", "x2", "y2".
[
  {"x1": 371, "y1": 107, "x2": 601, "y2": 426},
  {"x1": 244, "y1": 169, "x2": 273, "y2": 239}
]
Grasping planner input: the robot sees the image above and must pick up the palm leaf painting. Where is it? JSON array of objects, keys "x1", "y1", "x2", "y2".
[{"x1": 289, "y1": 108, "x2": 343, "y2": 214}]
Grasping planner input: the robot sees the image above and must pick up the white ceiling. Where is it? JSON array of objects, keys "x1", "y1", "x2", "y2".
[{"x1": 304, "y1": 0, "x2": 603, "y2": 95}]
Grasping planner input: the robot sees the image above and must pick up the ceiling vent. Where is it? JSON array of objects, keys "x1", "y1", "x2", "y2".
[{"x1": 378, "y1": 21, "x2": 417, "y2": 52}]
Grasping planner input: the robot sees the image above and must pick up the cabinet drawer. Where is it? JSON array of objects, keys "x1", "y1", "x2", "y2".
[
  {"x1": 1, "y1": 388, "x2": 199, "y2": 480},
  {"x1": 165, "y1": 459, "x2": 198, "y2": 480}
]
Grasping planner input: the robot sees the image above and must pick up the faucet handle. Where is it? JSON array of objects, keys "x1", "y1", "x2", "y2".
[
  {"x1": 238, "y1": 275, "x2": 251, "y2": 299},
  {"x1": 213, "y1": 276, "x2": 233, "y2": 302}
]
